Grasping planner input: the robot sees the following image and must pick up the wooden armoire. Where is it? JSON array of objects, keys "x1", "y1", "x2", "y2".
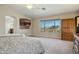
[{"x1": 61, "y1": 18, "x2": 75, "y2": 41}]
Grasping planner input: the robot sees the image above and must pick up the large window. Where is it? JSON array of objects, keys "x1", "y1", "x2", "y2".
[{"x1": 40, "y1": 19, "x2": 61, "y2": 32}]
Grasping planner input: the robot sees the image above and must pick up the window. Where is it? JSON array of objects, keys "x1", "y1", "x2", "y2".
[{"x1": 40, "y1": 19, "x2": 61, "y2": 32}]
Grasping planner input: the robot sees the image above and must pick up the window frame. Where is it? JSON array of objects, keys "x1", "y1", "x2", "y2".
[{"x1": 40, "y1": 19, "x2": 61, "y2": 33}]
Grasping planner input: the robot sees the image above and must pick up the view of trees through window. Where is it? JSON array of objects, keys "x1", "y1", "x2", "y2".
[{"x1": 40, "y1": 19, "x2": 61, "y2": 32}]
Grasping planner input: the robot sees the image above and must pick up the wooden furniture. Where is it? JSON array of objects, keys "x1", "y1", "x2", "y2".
[
  {"x1": 20, "y1": 18, "x2": 31, "y2": 29},
  {"x1": 61, "y1": 18, "x2": 75, "y2": 41}
]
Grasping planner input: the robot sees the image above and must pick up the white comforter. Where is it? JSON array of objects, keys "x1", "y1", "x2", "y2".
[
  {"x1": 26, "y1": 37, "x2": 73, "y2": 54},
  {"x1": 0, "y1": 37, "x2": 44, "y2": 54}
]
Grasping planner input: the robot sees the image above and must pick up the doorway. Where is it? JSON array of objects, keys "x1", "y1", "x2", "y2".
[{"x1": 5, "y1": 16, "x2": 16, "y2": 34}]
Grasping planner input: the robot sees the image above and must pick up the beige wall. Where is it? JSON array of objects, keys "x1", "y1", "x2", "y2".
[
  {"x1": 0, "y1": 6, "x2": 32, "y2": 35},
  {"x1": 32, "y1": 12, "x2": 79, "y2": 39}
]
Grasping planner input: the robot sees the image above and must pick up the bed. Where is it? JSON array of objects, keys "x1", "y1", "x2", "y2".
[
  {"x1": 0, "y1": 35, "x2": 74, "y2": 54},
  {"x1": 0, "y1": 36, "x2": 44, "y2": 54}
]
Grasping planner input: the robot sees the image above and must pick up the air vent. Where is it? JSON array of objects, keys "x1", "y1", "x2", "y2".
[{"x1": 42, "y1": 8, "x2": 46, "y2": 10}]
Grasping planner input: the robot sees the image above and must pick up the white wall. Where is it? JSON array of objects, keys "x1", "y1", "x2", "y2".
[
  {"x1": 32, "y1": 12, "x2": 79, "y2": 39},
  {"x1": 0, "y1": 6, "x2": 32, "y2": 35}
]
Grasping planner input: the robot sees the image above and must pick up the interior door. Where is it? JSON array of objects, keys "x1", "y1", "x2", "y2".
[{"x1": 61, "y1": 18, "x2": 75, "y2": 41}]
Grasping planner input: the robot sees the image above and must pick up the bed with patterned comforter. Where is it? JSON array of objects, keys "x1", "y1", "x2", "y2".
[
  {"x1": 0, "y1": 37, "x2": 44, "y2": 54},
  {"x1": 0, "y1": 35, "x2": 74, "y2": 54}
]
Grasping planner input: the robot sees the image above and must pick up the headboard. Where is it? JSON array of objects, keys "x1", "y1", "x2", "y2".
[{"x1": 73, "y1": 34, "x2": 79, "y2": 54}]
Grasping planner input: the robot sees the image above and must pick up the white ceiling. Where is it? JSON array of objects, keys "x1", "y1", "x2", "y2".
[{"x1": 2, "y1": 4, "x2": 79, "y2": 19}]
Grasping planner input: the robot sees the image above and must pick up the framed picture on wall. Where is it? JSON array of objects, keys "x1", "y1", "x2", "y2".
[
  {"x1": 20, "y1": 18, "x2": 31, "y2": 29},
  {"x1": 75, "y1": 16, "x2": 79, "y2": 33}
]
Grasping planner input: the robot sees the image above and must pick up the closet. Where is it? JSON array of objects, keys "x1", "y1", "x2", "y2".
[{"x1": 61, "y1": 18, "x2": 75, "y2": 41}]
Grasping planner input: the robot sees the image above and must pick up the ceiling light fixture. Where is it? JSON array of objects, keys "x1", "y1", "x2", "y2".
[{"x1": 26, "y1": 4, "x2": 33, "y2": 9}]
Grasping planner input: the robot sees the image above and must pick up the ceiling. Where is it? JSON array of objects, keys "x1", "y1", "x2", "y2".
[{"x1": 2, "y1": 4, "x2": 79, "y2": 19}]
